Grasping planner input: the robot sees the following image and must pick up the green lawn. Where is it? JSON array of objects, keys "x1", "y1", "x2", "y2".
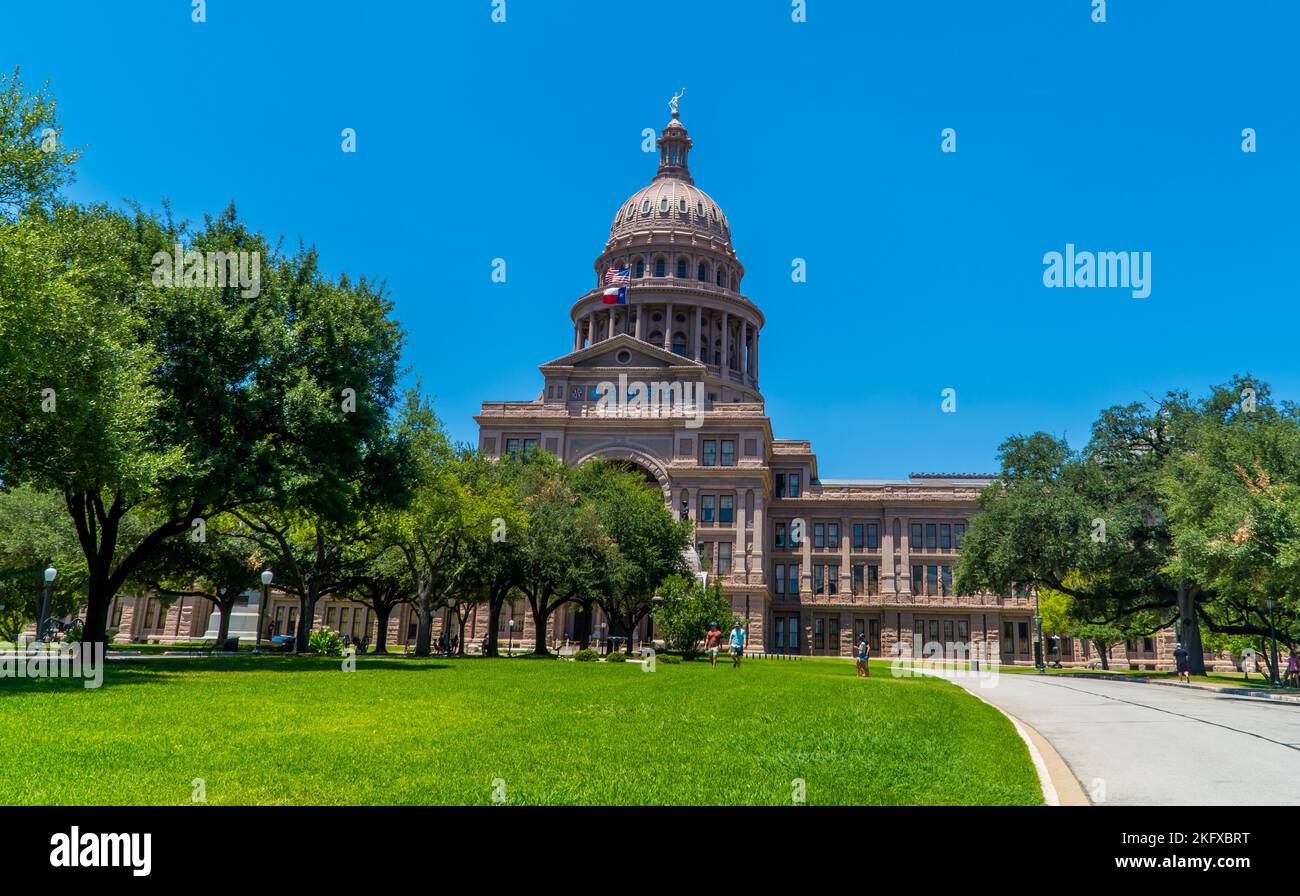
[{"x1": 0, "y1": 655, "x2": 1041, "y2": 806}]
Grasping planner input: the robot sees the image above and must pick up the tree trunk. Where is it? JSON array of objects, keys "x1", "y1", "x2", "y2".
[
  {"x1": 81, "y1": 578, "x2": 112, "y2": 647},
  {"x1": 1096, "y1": 641, "x2": 1110, "y2": 670},
  {"x1": 528, "y1": 597, "x2": 550, "y2": 656},
  {"x1": 414, "y1": 597, "x2": 434, "y2": 657},
  {"x1": 1176, "y1": 584, "x2": 1206, "y2": 675},
  {"x1": 295, "y1": 593, "x2": 319, "y2": 651},
  {"x1": 216, "y1": 598, "x2": 235, "y2": 643},
  {"x1": 485, "y1": 597, "x2": 503, "y2": 657},
  {"x1": 457, "y1": 612, "x2": 469, "y2": 657},
  {"x1": 373, "y1": 606, "x2": 390, "y2": 654}
]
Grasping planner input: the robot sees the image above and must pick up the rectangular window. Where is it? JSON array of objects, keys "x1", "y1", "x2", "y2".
[
  {"x1": 697, "y1": 541, "x2": 710, "y2": 570},
  {"x1": 719, "y1": 494, "x2": 734, "y2": 524},
  {"x1": 927, "y1": 565, "x2": 939, "y2": 594},
  {"x1": 929, "y1": 620, "x2": 940, "y2": 644},
  {"x1": 775, "y1": 473, "x2": 786, "y2": 498},
  {"x1": 813, "y1": 564, "x2": 825, "y2": 595},
  {"x1": 852, "y1": 564, "x2": 864, "y2": 595},
  {"x1": 957, "y1": 620, "x2": 969, "y2": 642},
  {"x1": 828, "y1": 523, "x2": 840, "y2": 549},
  {"x1": 522, "y1": 438, "x2": 539, "y2": 452},
  {"x1": 941, "y1": 566, "x2": 953, "y2": 595},
  {"x1": 774, "y1": 621, "x2": 785, "y2": 649},
  {"x1": 701, "y1": 494, "x2": 715, "y2": 524},
  {"x1": 718, "y1": 543, "x2": 732, "y2": 575},
  {"x1": 775, "y1": 564, "x2": 786, "y2": 595},
  {"x1": 326, "y1": 606, "x2": 338, "y2": 629},
  {"x1": 954, "y1": 523, "x2": 966, "y2": 549},
  {"x1": 866, "y1": 522, "x2": 879, "y2": 550},
  {"x1": 814, "y1": 618, "x2": 825, "y2": 651},
  {"x1": 867, "y1": 564, "x2": 879, "y2": 595},
  {"x1": 943, "y1": 620, "x2": 954, "y2": 645},
  {"x1": 852, "y1": 523, "x2": 864, "y2": 550},
  {"x1": 720, "y1": 440, "x2": 736, "y2": 467},
  {"x1": 775, "y1": 522, "x2": 786, "y2": 548},
  {"x1": 925, "y1": 524, "x2": 938, "y2": 550},
  {"x1": 912, "y1": 564, "x2": 923, "y2": 594},
  {"x1": 940, "y1": 523, "x2": 952, "y2": 550},
  {"x1": 789, "y1": 522, "x2": 802, "y2": 548},
  {"x1": 702, "y1": 440, "x2": 717, "y2": 466},
  {"x1": 788, "y1": 563, "x2": 800, "y2": 594},
  {"x1": 827, "y1": 564, "x2": 839, "y2": 595},
  {"x1": 813, "y1": 523, "x2": 825, "y2": 549},
  {"x1": 789, "y1": 473, "x2": 801, "y2": 497},
  {"x1": 504, "y1": 438, "x2": 520, "y2": 455},
  {"x1": 911, "y1": 522, "x2": 923, "y2": 550},
  {"x1": 828, "y1": 617, "x2": 840, "y2": 651}
]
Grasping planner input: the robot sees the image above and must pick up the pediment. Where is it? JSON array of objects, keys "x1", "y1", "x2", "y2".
[{"x1": 540, "y1": 334, "x2": 705, "y2": 373}]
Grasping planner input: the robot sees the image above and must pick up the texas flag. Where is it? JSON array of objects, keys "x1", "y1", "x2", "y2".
[{"x1": 602, "y1": 266, "x2": 630, "y2": 304}]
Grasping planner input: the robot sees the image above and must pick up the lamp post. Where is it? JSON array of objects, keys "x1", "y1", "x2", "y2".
[
  {"x1": 1033, "y1": 589, "x2": 1045, "y2": 673},
  {"x1": 507, "y1": 618, "x2": 515, "y2": 657},
  {"x1": 255, "y1": 570, "x2": 273, "y2": 652},
  {"x1": 38, "y1": 567, "x2": 57, "y2": 641},
  {"x1": 1266, "y1": 596, "x2": 1280, "y2": 688}
]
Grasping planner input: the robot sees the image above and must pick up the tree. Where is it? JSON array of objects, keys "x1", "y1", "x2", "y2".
[
  {"x1": 573, "y1": 460, "x2": 690, "y2": 653},
  {"x1": 346, "y1": 546, "x2": 414, "y2": 654},
  {"x1": 0, "y1": 68, "x2": 81, "y2": 215},
  {"x1": 653, "y1": 574, "x2": 730, "y2": 657},
  {"x1": 0, "y1": 202, "x2": 404, "y2": 646},
  {"x1": 0, "y1": 485, "x2": 97, "y2": 636}
]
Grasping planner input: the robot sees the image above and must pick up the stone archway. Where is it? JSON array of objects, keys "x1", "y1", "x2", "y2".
[{"x1": 572, "y1": 445, "x2": 673, "y2": 502}]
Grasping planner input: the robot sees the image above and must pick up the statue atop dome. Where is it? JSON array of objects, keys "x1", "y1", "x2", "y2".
[{"x1": 669, "y1": 87, "x2": 685, "y2": 116}]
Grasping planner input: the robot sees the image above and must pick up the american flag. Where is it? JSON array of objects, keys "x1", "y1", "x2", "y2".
[{"x1": 604, "y1": 266, "x2": 631, "y2": 286}]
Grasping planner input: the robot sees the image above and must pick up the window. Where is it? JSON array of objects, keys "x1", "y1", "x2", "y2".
[
  {"x1": 941, "y1": 566, "x2": 953, "y2": 595},
  {"x1": 852, "y1": 564, "x2": 864, "y2": 595},
  {"x1": 867, "y1": 564, "x2": 879, "y2": 595},
  {"x1": 718, "y1": 543, "x2": 732, "y2": 575},
  {"x1": 814, "y1": 618, "x2": 825, "y2": 651},
  {"x1": 504, "y1": 438, "x2": 520, "y2": 455},
  {"x1": 911, "y1": 522, "x2": 923, "y2": 550},
  {"x1": 813, "y1": 523, "x2": 825, "y2": 549},
  {"x1": 719, "y1": 494, "x2": 734, "y2": 524},
  {"x1": 926, "y1": 565, "x2": 939, "y2": 595},
  {"x1": 697, "y1": 262, "x2": 707, "y2": 282},
  {"x1": 676, "y1": 258, "x2": 687, "y2": 278},
  {"x1": 775, "y1": 522, "x2": 786, "y2": 548},
  {"x1": 789, "y1": 473, "x2": 801, "y2": 497},
  {"x1": 678, "y1": 198, "x2": 686, "y2": 212},
  {"x1": 925, "y1": 524, "x2": 938, "y2": 550},
  {"x1": 954, "y1": 523, "x2": 965, "y2": 549},
  {"x1": 702, "y1": 440, "x2": 717, "y2": 466},
  {"x1": 659, "y1": 198, "x2": 668, "y2": 212},
  {"x1": 775, "y1": 473, "x2": 786, "y2": 498},
  {"x1": 944, "y1": 620, "x2": 954, "y2": 645},
  {"x1": 720, "y1": 440, "x2": 736, "y2": 466},
  {"x1": 775, "y1": 564, "x2": 786, "y2": 595},
  {"x1": 522, "y1": 438, "x2": 538, "y2": 452},
  {"x1": 635, "y1": 259, "x2": 645, "y2": 278},
  {"x1": 828, "y1": 523, "x2": 840, "y2": 549},
  {"x1": 813, "y1": 565, "x2": 825, "y2": 595},
  {"x1": 957, "y1": 620, "x2": 969, "y2": 642},
  {"x1": 789, "y1": 522, "x2": 802, "y2": 547},
  {"x1": 827, "y1": 565, "x2": 839, "y2": 595},
  {"x1": 940, "y1": 524, "x2": 951, "y2": 550},
  {"x1": 697, "y1": 541, "x2": 710, "y2": 570},
  {"x1": 912, "y1": 564, "x2": 924, "y2": 594},
  {"x1": 788, "y1": 563, "x2": 800, "y2": 594},
  {"x1": 654, "y1": 258, "x2": 665, "y2": 277},
  {"x1": 327, "y1": 607, "x2": 338, "y2": 629},
  {"x1": 641, "y1": 200, "x2": 650, "y2": 214},
  {"x1": 867, "y1": 523, "x2": 879, "y2": 550},
  {"x1": 700, "y1": 494, "x2": 715, "y2": 524}
]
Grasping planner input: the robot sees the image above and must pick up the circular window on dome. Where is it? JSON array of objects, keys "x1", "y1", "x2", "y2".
[
  {"x1": 651, "y1": 312, "x2": 662, "y2": 322},
  {"x1": 675, "y1": 314, "x2": 686, "y2": 324},
  {"x1": 615, "y1": 349, "x2": 632, "y2": 365}
]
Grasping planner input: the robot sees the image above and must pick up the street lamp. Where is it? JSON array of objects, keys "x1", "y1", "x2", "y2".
[
  {"x1": 1266, "y1": 595, "x2": 1280, "y2": 687},
  {"x1": 507, "y1": 618, "x2": 515, "y2": 657},
  {"x1": 255, "y1": 570, "x2": 273, "y2": 652},
  {"x1": 1033, "y1": 586, "x2": 1045, "y2": 672},
  {"x1": 38, "y1": 567, "x2": 56, "y2": 641}
]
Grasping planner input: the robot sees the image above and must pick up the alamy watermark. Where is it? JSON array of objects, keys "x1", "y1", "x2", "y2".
[
  {"x1": 1, "y1": 638, "x2": 104, "y2": 689},
  {"x1": 1042, "y1": 243, "x2": 1151, "y2": 299},
  {"x1": 151, "y1": 243, "x2": 261, "y2": 298},
  {"x1": 594, "y1": 374, "x2": 706, "y2": 429}
]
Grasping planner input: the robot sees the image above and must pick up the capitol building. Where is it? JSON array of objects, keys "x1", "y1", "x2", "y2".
[{"x1": 102, "y1": 102, "x2": 1172, "y2": 670}]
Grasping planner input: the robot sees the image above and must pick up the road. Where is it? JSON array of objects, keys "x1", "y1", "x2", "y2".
[{"x1": 950, "y1": 673, "x2": 1300, "y2": 805}]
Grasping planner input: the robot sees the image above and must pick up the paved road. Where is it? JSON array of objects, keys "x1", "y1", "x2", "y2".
[{"x1": 951, "y1": 674, "x2": 1300, "y2": 805}]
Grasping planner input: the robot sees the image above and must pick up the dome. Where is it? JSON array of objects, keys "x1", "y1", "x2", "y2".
[{"x1": 608, "y1": 178, "x2": 732, "y2": 246}]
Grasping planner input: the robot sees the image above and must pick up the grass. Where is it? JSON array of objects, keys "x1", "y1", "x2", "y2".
[{"x1": 0, "y1": 655, "x2": 1042, "y2": 806}]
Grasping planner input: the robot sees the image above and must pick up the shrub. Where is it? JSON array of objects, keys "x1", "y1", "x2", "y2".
[
  {"x1": 655, "y1": 653, "x2": 682, "y2": 665},
  {"x1": 308, "y1": 628, "x2": 343, "y2": 656},
  {"x1": 605, "y1": 651, "x2": 627, "y2": 663},
  {"x1": 573, "y1": 649, "x2": 599, "y2": 662}
]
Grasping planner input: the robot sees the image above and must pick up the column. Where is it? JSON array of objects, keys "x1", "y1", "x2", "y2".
[
  {"x1": 607, "y1": 310, "x2": 614, "y2": 340},
  {"x1": 664, "y1": 303, "x2": 673, "y2": 351},
  {"x1": 635, "y1": 301, "x2": 643, "y2": 339},
  {"x1": 881, "y1": 513, "x2": 896, "y2": 594},
  {"x1": 573, "y1": 321, "x2": 581, "y2": 351},
  {"x1": 800, "y1": 516, "x2": 812, "y2": 596},
  {"x1": 722, "y1": 310, "x2": 730, "y2": 374},
  {"x1": 750, "y1": 495, "x2": 764, "y2": 587},
  {"x1": 694, "y1": 305, "x2": 703, "y2": 361},
  {"x1": 840, "y1": 515, "x2": 851, "y2": 597},
  {"x1": 899, "y1": 516, "x2": 911, "y2": 596},
  {"x1": 753, "y1": 331, "x2": 760, "y2": 385},
  {"x1": 735, "y1": 494, "x2": 747, "y2": 579}
]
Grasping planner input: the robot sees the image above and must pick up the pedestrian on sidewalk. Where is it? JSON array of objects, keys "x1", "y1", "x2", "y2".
[
  {"x1": 1285, "y1": 651, "x2": 1298, "y2": 689},
  {"x1": 1173, "y1": 642, "x2": 1190, "y2": 683}
]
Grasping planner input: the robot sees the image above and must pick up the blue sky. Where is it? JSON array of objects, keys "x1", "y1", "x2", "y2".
[{"x1": 5, "y1": 0, "x2": 1298, "y2": 478}]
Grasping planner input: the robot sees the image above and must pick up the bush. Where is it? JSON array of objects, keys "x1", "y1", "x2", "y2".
[
  {"x1": 605, "y1": 651, "x2": 627, "y2": 663},
  {"x1": 573, "y1": 649, "x2": 599, "y2": 662},
  {"x1": 308, "y1": 628, "x2": 343, "y2": 656},
  {"x1": 655, "y1": 653, "x2": 682, "y2": 665}
]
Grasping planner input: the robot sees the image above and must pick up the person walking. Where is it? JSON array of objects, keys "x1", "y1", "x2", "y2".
[
  {"x1": 703, "y1": 622, "x2": 724, "y2": 668},
  {"x1": 729, "y1": 621, "x2": 747, "y2": 668},
  {"x1": 859, "y1": 635, "x2": 871, "y2": 677},
  {"x1": 1173, "y1": 642, "x2": 1190, "y2": 683},
  {"x1": 1285, "y1": 651, "x2": 1298, "y2": 689}
]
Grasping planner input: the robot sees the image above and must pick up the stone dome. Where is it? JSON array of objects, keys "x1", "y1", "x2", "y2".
[{"x1": 609, "y1": 178, "x2": 732, "y2": 246}]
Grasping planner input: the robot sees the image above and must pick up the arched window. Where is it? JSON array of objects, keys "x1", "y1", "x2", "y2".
[
  {"x1": 649, "y1": 330, "x2": 664, "y2": 345},
  {"x1": 654, "y1": 257, "x2": 665, "y2": 278},
  {"x1": 676, "y1": 258, "x2": 687, "y2": 279},
  {"x1": 678, "y1": 198, "x2": 687, "y2": 212},
  {"x1": 716, "y1": 268, "x2": 724, "y2": 287},
  {"x1": 659, "y1": 198, "x2": 668, "y2": 212},
  {"x1": 697, "y1": 202, "x2": 704, "y2": 216},
  {"x1": 635, "y1": 259, "x2": 645, "y2": 278},
  {"x1": 641, "y1": 200, "x2": 650, "y2": 214},
  {"x1": 672, "y1": 332, "x2": 688, "y2": 356},
  {"x1": 697, "y1": 262, "x2": 707, "y2": 282}
]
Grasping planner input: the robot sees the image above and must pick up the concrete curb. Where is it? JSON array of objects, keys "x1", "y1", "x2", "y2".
[{"x1": 1026, "y1": 672, "x2": 1300, "y2": 705}]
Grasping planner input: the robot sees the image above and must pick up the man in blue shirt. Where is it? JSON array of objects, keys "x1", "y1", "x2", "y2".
[{"x1": 729, "y1": 622, "x2": 746, "y2": 668}]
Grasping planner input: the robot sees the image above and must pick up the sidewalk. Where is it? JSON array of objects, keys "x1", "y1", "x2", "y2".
[{"x1": 1032, "y1": 671, "x2": 1300, "y2": 705}]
